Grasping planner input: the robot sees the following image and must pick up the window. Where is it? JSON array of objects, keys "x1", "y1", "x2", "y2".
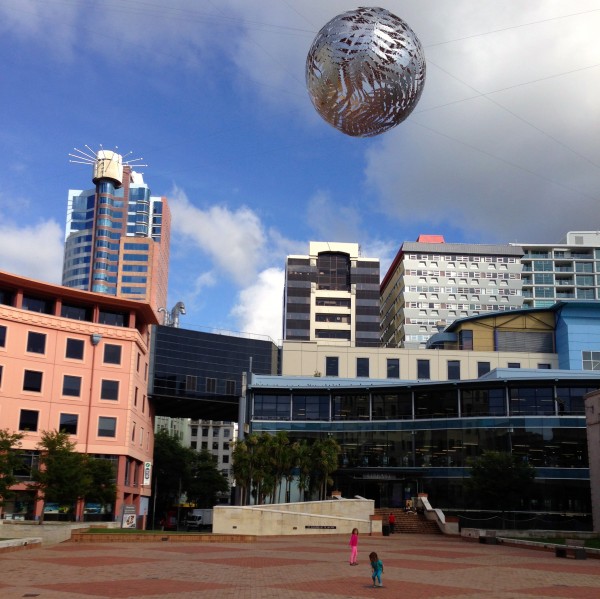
[
  {"x1": 23, "y1": 370, "x2": 43, "y2": 392},
  {"x1": 191, "y1": 441, "x2": 197, "y2": 450},
  {"x1": 202, "y1": 428, "x2": 208, "y2": 437},
  {"x1": 0, "y1": 325, "x2": 6, "y2": 347},
  {"x1": 582, "y1": 351, "x2": 600, "y2": 371},
  {"x1": 59, "y1": 413, "x2": 78, "y2": 435},
  {"x1": 477, "y1": 362, "x2": 491, "y2": 377},
  {"x1": 538, "y1": 363, "x2": 551, "y2": 369},
  {"x1": 458, "y1": 330, "x2": 473, "y2": 350},
  {"x1": 206, "y1": 377, "x2": 216, "y2": 393},
  {"x1": 387, "y1": 358, "x2": 400, "y2": 378},
  {"x1": 103, "y1": 344, "x2": 122, "y2": 365},
  {"x1": 19, "y1": 409, "x2": 39, "y2": 431},
  {"x1": 356, "y1": 357, "x2": 369, "y2": 377},
  {"x1": 201, "y1": 442, "x2": 208, "y2": 449},
  {"x1": 223, "y1": 429, "x2": 230, "y2": 438},
  {"x1": 186, "y1": 375, "x2": 197, "y2": 391},
  {"x1": 22, "y1": 295, "x2": 53, "y2": 314},
  {"x1": 212, "y1": 442, "x2": 218, "y2": 450},
  {"x1": 508, "y1": 362, "x2": 521, "y2": 369},
  {"x1": 222, "y1": 455, "x2": 229, "y2": 464},
  {"x1": 62, "y1": 375, "x2": 82, "y2": 397},
  {"x1": 100, "y1": 379, "x2": 119, "y2": 400},
  {"x1": 213, "y1": 429, "x2": 219, "y2": 437},
  {"x1": 447, "y1": 360, "x2": 461, "y2": 380},
  {"x1": 325, "y1": 356, "x2": 339, "y2": 377},
  {"x1": 65, "y1": 338, "x2": 84, "y2": 360},
  {"x1": 0, "y1": 364, "x2": 3, "y2": 387},
  {"x1": 417, "y1": 359, "x2": 430, "y2": 380},
  {"x1": 27, "y1": 332, "x2": 46, "y2": 354},
  {"x1": 191, "y1": 427, "x2": 198, "y2": 437},
  {"x1": 98, "y1": 416, "x2": 117, "y2": 438},
  {"x1": 292, "y1": 395, "x2": 330, "y2": 420},
  {"x1": 226, "y1": 380, "x2": 236, "y2": 395}
]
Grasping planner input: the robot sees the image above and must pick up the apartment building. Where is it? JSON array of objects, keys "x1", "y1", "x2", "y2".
[
  {"x1": 518, "y1": 231, "x2": 600, "y2": 308},
  {"x1": 284, "y1": 242, "x2": 380, "y2": 348},
  {"x1": 380, "y1": 235, "x2": 524, "y2": 349}
]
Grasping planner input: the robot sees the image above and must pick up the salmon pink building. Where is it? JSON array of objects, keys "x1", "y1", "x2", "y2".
[{"x1": 0, "y1": 270, "x2": 158, "y2": 522}]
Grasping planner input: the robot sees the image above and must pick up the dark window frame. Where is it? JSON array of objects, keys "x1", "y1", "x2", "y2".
[{"x1": 23, "y1": 370, "x2": 43, "y2": 392}]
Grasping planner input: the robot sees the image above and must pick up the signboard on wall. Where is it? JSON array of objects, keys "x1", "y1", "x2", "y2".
[
  {"x1": 121, "y1": 505, "x2": 137, "y2": 529},
  {"x1": 143, "y1": 461, "x2": 152, "y2": 486}
]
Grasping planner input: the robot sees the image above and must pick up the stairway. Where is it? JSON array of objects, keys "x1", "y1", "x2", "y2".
[{"x1": 375, "y1": 508, "x2": 442, "y2": 535}]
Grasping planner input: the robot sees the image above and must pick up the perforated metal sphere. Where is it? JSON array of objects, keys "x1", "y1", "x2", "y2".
[{"x1": 306, "y1": 7, "x2": 426, "y2": 137}]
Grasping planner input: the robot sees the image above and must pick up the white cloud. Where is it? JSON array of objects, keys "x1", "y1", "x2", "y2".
[
  {"x1": 230, "y1": 267, "x2": 284, "y2": 342},
  {"x1": 169, "y1": 186, "x2": 267, "y2": 286},
  {"x1": 0, "y1": 219, "x2": 63, "y2": 283}
]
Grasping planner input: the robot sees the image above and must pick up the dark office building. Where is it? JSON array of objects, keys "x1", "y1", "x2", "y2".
[{"x1": 149, "y1": 326, "x2": 279, "y2": 421}]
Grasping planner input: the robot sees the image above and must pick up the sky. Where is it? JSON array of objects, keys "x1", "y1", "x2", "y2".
[{"x1": 1, "y1": 0, "x2": 600, "y2": 343}]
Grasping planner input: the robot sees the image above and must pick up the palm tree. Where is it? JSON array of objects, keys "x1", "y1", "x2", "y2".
[{"x1": 311, "y1": 437, "x2": 340, "y2": 500}]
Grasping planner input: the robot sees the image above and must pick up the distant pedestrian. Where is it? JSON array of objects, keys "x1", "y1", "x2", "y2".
[
  {"x1": 388, "y1": 512, "x2": 395, "y2": 534},
  {"x1": 349, "y1": 527, "x2": 359, "y2": 565},
  {"x1": 369, "y1": 551, "x2": 384, "y2": 588}
]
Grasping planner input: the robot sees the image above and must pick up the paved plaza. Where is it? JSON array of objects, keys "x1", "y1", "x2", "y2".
[{"x1": 0, "y1": 533, "x2": 599, "y2": 599}]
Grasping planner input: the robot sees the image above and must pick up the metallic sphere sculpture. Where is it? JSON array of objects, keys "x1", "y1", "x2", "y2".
[{"x1": 306, "y1": 6, "x2": 426, "y2": 137}]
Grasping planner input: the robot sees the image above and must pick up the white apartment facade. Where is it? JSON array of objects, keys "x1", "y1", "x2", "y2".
[{"x1": 381, "y1": 235, "x2": 524, "y2": 349}]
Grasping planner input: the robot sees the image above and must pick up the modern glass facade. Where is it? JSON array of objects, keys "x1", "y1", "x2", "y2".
[
  {"x1": 247, "y1": 371, "x2": 600, "y2": 513},
  {"x1": 63, "y1": 160, "x2": 170, "y2": 314},
  {"x1": 149, "y1": 325, "x2": 280, "y2": 421}
]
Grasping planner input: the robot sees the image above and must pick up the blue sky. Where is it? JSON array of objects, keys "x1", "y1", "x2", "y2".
[{"x1": 1, "y1": 0, "x2": 600, "y2": 343}]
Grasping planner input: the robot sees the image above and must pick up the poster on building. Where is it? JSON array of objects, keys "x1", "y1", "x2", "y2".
[
  {"x1": 121, "y1": 504, "x2": 137, "y2": 529},
  {"x1": 143, "y1": 461, "x2": 152, "y2": 486}
]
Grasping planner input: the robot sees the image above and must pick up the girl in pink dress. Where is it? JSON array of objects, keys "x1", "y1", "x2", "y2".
[{"x1": 349, "y1": 528, "x2": 359, "y2": 565}]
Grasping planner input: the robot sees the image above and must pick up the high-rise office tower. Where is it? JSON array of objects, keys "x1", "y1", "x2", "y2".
[
  {"x1": 516, "y1": 231, "x2": 600, "y2": 308},
  {"x1": 284, "y1": 242, "x2": 380, "y2": 347},
  {"x1": 380, "y1": 235, "x2": 524, "y2": 349},
  {"x1": 62, "y1": 149, "x2": 170, "y2": 316}
]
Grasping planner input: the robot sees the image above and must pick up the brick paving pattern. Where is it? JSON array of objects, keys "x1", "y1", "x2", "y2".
[{"x1": 0, "y1": 533, "x2": 599, "y2": 598}]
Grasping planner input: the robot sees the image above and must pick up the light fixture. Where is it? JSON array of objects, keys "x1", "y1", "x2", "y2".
[{"x1": 91, "y1": 333, "x2": 102, "y2": 346}]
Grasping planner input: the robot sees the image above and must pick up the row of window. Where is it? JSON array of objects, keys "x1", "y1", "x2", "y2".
[
  {"x1": 252, "y1": 385, "x2": 591, "y2": 421},
  {"x1": 18, "y1": 409, "x2": 118, "y2": 438},
  {"x1": 191, "y1": 427, "x2": 232, "y2": 438},
  {"x1": 321, "y1": 356, "x2": 551, "y2": 379},
  {"x1": 0, "y1": 292, "x2": 129, "y2": 327},
  {"x1": 185, "y1": 376, "x2": 237, "y2": 394},
  {"x1": 0, "y1": 328, "x2": 123, "y2": 363},
  {"x1": 0, "y1": 366, "x2": 146, "y2": 410}
]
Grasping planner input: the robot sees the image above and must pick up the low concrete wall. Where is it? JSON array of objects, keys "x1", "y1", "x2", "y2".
[
  {"x1": 213, "y1": 498, "x2": 380, "y2": 536},
  {"x1": 0, "y1": 520, "x2": 90, "y2": 545}
]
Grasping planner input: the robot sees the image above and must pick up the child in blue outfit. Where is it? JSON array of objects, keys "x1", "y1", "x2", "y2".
[{"x1": 369, "y1": 551, "x2": 384, "y2": 587}]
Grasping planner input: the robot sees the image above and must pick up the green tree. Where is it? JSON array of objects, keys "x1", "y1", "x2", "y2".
[
  {"x1": 30, "y1": 430, "x2": 93, "y2": 520},
  {"x1": 186, "y1": 449, "x2": 229, "y2": 508},
  {"x1": 85, "y1": 457, "x2": 117, "y2": 511},
  {"x1": 295, "y1": 440, "x2": 313, "y2": 502},
  {"x1": 311, "y1": 437, "x2": 340, "y2": 500},
  {"x1": 466, "y1": 450, "x2": 536, "y2": 511},
  {"x1": 152, "y1": 430, "x2": 229, "y2": 521},
  {"x1": 0, "y1": 429, "x2": 24, "y2": 507},
  {"x1": 152, "y1": 429, "x2": 191, "y2": 520}
]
